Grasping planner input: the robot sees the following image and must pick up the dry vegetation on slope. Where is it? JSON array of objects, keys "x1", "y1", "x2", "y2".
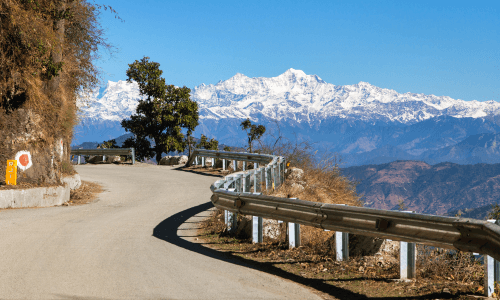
[
  {"x1": 0, "y1": 0, "x2": 113, "y2": 185},
  {"x1": 190, "y1": 136, "x2": 492, "y2": 299}
]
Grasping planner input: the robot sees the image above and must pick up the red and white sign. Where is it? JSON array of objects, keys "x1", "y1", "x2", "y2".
[
  {"x1": 15, "y1": 150, "x2": 32, "y2": 171},
  {"x1": 59, "y1": 138, "x2": 64, "y2": 158}
]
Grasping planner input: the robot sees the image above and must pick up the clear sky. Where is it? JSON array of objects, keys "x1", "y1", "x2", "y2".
[{"x1": 95, "y1": 0, "x2": 500, "y2": 102}]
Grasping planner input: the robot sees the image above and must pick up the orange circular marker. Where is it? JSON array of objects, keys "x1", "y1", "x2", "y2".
[
  {"x1": 19, "y1": 154, "x2": 29, "y2": 167},
  {"x1": 15, "y1": 150, "x2": 32, "y2": 171}
]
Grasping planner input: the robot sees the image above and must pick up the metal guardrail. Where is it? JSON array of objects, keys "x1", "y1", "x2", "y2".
[
  {"x1": 187, "y1": 149, "x2": 500, "y2": 262},
  {"x1": 71, "y1": 148, "x2": 135, "y2": 164}
]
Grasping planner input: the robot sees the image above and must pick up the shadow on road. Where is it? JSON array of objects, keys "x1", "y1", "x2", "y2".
[
  {"x1": 153, "y1": 202, "x2": 375, "y2": 300},
  {"x1": 172, "y1": 166, "x2": 223, "y2": 178},
  {"x1": 153, "y1": 202, "x2": 467, "y2": 300}
]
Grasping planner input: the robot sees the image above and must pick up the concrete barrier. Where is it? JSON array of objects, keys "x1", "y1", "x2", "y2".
[
  {"x1": 0, "y1": 185, "x2": 70, "y2": 209},
  {"x1": 0, "y1": 174, "x2": 80, "y2": 209}
]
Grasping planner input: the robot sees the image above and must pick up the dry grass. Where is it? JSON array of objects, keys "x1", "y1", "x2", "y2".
[
  {"x1": 199, "y1": 210, "x2": 488, "y2": 299},
  {"x1": 68, "y1": 180, "x2": 103, "y2": 205}
]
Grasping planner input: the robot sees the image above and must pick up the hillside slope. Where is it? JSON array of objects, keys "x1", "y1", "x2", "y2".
[{"x1": 342, "y1": 161, "x2": 500, "y2": 216}]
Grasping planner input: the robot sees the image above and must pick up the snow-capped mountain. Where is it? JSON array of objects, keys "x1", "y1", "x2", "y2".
[
  {"x1": 75, "y1": 69, "x2": 500, "y2": 166},
  {"x1": 79, "y1": 68, "x2": 500, "y2": 126},
  {"x1": 192, "y1": 68, "x2": 500, "y2": 124}
]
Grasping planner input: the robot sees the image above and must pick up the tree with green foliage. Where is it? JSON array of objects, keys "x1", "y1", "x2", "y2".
[
  {"x1": 197, "y1": 134, "x2": 219, "y2": 150},
  {"x1": 99, "y1": 139, "x2": 117, "y2": 149},
  {"x1": 240, "y1": 118, "x2": 266, "y2": 153},
  {"x1": 223, "y1": 145, "x2": 231, "y2": 152},
  {"x1": 121, "y1": 57, "x2": 199, "y2": 163},
  {"x1": 488, "y1": 203, "x2": 500, "y2": 220},
  {"x1": 122, "y1": 136, "x2": 154, "y2": 162}
]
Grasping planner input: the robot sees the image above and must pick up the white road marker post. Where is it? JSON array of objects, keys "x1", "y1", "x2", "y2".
[
  {"x1": 288, "y1": 222, "x2": 301, "y2": 248},
  {"x1": 485, "y1": 219, "x2": 500, "y2": 297},
  {"x1": 400, "y1": 211, "x2": 417, "y2": 280},
  {"x1": 335, "y1": 204, "x2": 349, "y2": 261},
  {"x1": 252, "y1": 215, "x2": 263, "y2": 244}
]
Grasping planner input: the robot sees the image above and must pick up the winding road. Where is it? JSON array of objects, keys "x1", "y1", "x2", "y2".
[{"x1": 0, "y1": 164, "x2": 321, "y2": 299}]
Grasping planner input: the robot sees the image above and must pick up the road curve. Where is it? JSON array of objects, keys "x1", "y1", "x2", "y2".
[{"x1": 0, "y1": 164, "x2": 321, "y2": 300}]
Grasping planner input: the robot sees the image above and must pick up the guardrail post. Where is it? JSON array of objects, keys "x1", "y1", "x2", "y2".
[
  {"x1": 288, "y1": 222, "x2": 301, "y2": 248},
  {"x1": 400, "y1": 211, "x2": 417, "y2": 280},
  {"x1": 252, "y1": 216, "x2": 263, "y2": 243},
  {"x1": 202, "y1": 157, "x2": 205, "y2": 167},
  {"x1": 253, "y1": 170, "x2": 258, "y2": 193},
  {"x1": 335, "y1": 231, "x2": 349, "y2": 261},
  {"x1": 222, "y1": 159, "x2": 226, "y2": 170},
  {"x1": 485, "y1": 219, "x2": 500, "y2": 296},
  {"x1": 271, "y1": 166, "x2": 278, "y2": 190},
  {"x1": 77, "y1": 155, "x2": 81, "y2": 165},
  {"x1": 335, "y1": 204, "x2": 349, "y2": 261},
  {"x1": 131, "y1": 148, "x2": 135, "y2": 165},
  {"x1": 259, "y1": 168, "x2": 265, "y2": 192},
  {"x1": 212, "y1": 158, "x2": 215, "y2": 169},
  {"x1": 233, "y1": 160, "x2": 237, "y2": 171},
  {"x1": 242, "y1": 162, "x2": 245, "y2": 171},
  {"x1": 244, "y1": 173, "x2": 251, "y2": 193},
  {"x1": 103, "y1": 155, "x2": 106, "y2": 162},
  {"x1": 195, "y1": 156, "x2": 198, "y2": 165},
  {"x1": 225, "y1": 210, "x2": 238, "y2": 233},
  {"x1": 276, "y1": 163, "x2": 281, "y2": 187},
  {"x1": 266, "y1": 167, "x2": 271, "y2": 190},
  {"x1": 280, "y1": 158, "x2": 286, "y2": 183}
]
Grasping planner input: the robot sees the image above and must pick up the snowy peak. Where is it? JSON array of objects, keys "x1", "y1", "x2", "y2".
[{"x1": 79, "y1": 69, "x2": 500, "y2": 126}]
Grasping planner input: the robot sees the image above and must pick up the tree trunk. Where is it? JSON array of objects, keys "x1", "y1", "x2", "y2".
[{"x1": 156, "y1": 150, "x2": 162, "y2": 165}]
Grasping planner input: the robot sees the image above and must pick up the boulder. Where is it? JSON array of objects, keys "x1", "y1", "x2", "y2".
[
  {"x1": 86, "y1": 155, "x2": 104, "y2": 164},
  {"x1": 235, "y1": 217, "x2": 284, "y2": 240},
  {"x1": 159, "y1": 155, "x2": 189, "y2": 166},
  {"x1": 263, "y1": 219, "x2": 283, "y2": 239},
  {"x1": 158, "y1": 156, "x2": 172, "y2": 165},
  {"x1": 286, "y1": 167, "x2": 304, "y2": 181},
  {"x1": 178, "y1": 155, "x2": 188, "y2": 165},
  {"x1": 107, "y1": 155, "x2": 121, "y2": 163},
  {"x1": 291, "y1": 182, "x2": 305, "y2": 191}
]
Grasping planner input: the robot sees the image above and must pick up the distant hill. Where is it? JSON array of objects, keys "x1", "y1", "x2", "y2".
[
  {"x1": 421, "y1": 132, "x2": 500, "y2": 165},
  {"x1": 342, "y1": 160, "x2": 500, "y2": 218}
]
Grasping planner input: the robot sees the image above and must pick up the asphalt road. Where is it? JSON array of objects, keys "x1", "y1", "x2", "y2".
[{"x1": 0, "y1": 164, "x2": 321, "y2": 299}]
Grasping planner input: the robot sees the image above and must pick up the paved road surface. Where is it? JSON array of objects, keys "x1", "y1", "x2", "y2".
[{"x1": 0, "y1": 164, "x2": 321, "y2": 299}]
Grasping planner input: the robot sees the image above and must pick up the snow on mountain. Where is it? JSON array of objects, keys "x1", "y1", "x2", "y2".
[
  {"x1": 191, "y1": 68, "x2": 500, "y2": 124},
  {"x1": 78, "y1": 68, "x2": 500, "y2": 126},
  {"x1": 78, "y1": 80, "x2": 142, "y2": 122}
]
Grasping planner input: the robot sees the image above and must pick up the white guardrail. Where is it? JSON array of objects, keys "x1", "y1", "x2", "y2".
[
  {"x1": 71, "y1": 148, "x2": 135, "y2": 164},
  {"x1": 187, "y1": 149, "x2": 500, "y2": 296}
]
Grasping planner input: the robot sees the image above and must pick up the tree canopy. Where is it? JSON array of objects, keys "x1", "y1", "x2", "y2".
[
  {"x1": 121, "y1": 57, "x2": 199, "y2": 163},
  {"x1": 196, "y1": 134, "x2": 219, "y2": 150},
  {"x1": 240, "y1": 118, "x2": 266, "y2": 153}
]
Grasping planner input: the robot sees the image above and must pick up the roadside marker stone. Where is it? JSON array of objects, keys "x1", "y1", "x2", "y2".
[{"x1": 6, "y1": 160, "x2": 17, "y2": 185}]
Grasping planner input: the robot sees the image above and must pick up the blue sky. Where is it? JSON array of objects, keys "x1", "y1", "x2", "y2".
[{"x1": 95, "y1": 0, "x2": 500, "y2": 102}]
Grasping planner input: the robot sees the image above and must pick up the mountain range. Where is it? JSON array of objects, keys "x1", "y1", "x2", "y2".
[
  {"x1": 75, "y1": 69, "x2": 500, "y2": 167},
  {"x1": 342, "y1": 160, "x2": 500, "y2": 218}
]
